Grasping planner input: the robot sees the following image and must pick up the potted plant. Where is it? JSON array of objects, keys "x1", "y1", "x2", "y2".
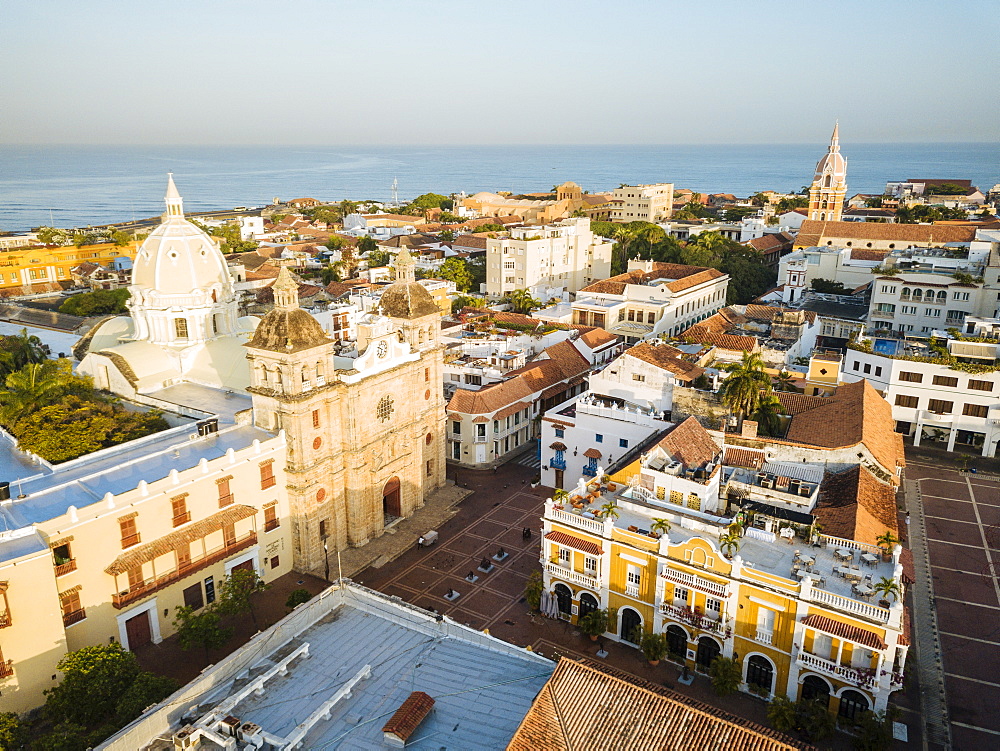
[
  {"x1": 578, "y1": 608, "x2": 610, "y2": 641},
  {"x1": 650, "y1": 518, "x2": 671, "y2": 539},
  {"x1": 873, "y1": 576, "x2": 901, "y2": 608},
  {"x1": 875, "y1": 530, "x2": 899, "y2": 561},
  {"x1": 530, "y1": 475, "x2": 540, "y2": 489},
  {"x1": 600, "y1": 501, "x2": 621, "y2": 521},
  {"x1": 718, "y1": 531, "x2": 740, "y2": 559},
  {"x1": 632, "y1": 629, "x2": 668, "y2": 665},
  {"x1": 708, "y1": 655, "x2": 742, "y2": 696}
]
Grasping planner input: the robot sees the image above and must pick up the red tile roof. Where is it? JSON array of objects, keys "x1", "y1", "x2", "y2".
[
  {"x1": 508, "y1": 658, "x2": 813, "y2": 751},
  {"x1": 794, "y1": 219, "x2": 976, "y2": 248},
  {"x1": 812, "y1": 466, "x2": 899, "y2": 546},
  {"x1": 381, "y1": 691, "x2": 435, "y2": 743},
  {"x1": 580, "y1": 263, "x2": 723, "y2": 295},
  {"x1": 583, "y1": 448, "x2": 603, "y2": 459},
  {"x1": 545, "y1": 531, "x2": 603, "y2": 556},
  {"x1": 625, "y1": 341, "x2": 705, "y2": 382},
  {"x1": 801, "y1": 614, "x2": 886, "y2": 650},
  {"x1": 579, "y1": 328, "x2": 618, "y2": 348},
  {"x1": 656, "y1": 417, "x2": 720, "y2": 469},
  {"x1": 723, "y1": 448, "x2": 767, "y2": 470}
]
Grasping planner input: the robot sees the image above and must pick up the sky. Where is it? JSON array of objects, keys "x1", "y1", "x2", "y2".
[{"x1": 2, "y1": 0, "x2": 999, "y2": 145}]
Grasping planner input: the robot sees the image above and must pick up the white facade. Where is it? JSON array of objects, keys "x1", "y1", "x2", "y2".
[
  {"x1": 608, "y1": 183, "x2": 674, "y2": 223},
  {"x1": 868, "y1": 273, "x2": 988, "y2": 336},
  {"x1": 485, "y1": 218, "x2": 613, "y2": 299},
  {"x1": 779, "y1": 247, "x2": 882, "y2": 304}
]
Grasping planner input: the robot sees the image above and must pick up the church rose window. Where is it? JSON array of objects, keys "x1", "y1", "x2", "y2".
[{"x1": 377, "y1": 396, "x2": 395, "y2": 423}]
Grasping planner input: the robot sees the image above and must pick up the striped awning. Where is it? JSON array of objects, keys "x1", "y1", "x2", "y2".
[
  {"x1": 105, "y1": 505, "x2": 258, "y2": 576},
  {"x1": 801, "y1": 614, "x2": 886, "y2": 650},
  {"x1": 583, "y1": 448, "x2": 603, "y2": 459},
  {"x1": 545, "y1": 530, "x2": 603, "y2": 556},
  {"x1": 550, "y1": 442, "x2": 568, "y2": 451}
]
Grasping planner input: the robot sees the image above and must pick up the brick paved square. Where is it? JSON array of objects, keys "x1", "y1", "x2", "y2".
[
  {"x1": 944, "y1": 677, "x2": 1000, "y2": 733},
  {"x1": 506, "y1": 492, "x2": 544, "y2": 511},
  {"x1": 498, "y1": 526, "x2": 535, "y2": 550},
  {"x1": 422, "y1": 548, "x2": 463, "y2": 570},
  {"x1": 922, "y1": 479, "x2": 971, "y2": 501},
  {"x1": 443, "y1": 534, "x2": 490, "y2": 556},
  {"x1": 468, "y1": 519, "x2": 507, "y2": 539},
  {"x1": 931, "y1": 569, "x2": 998, "y2": 607},
  {"x1": 927, "y1": 539, "x2": 990, "y2": 570},
  {"x1": 939, "y1": 633, "x2": 1000, "y2": 682},
  {"x1": 925, "y1": 517, "x2": 987, "y2": 547},
  {"x1": 433, "y1": 574, "x2": 474, "y2": 601},
  {"x1": 952, "y1": 725, "x2": 999, "y2": 750},
  {"x1": 923, "y1": 498, "x2": 978, "y2": 522},
  {"x1": 458, "y1": 589, "x2": 514, "y2": 617},
  {"x1": 977, "y1": 505, "x2": 1000, "y2": 527},
  {"x1": 448, "y1": 609, "x2": 488, "y2": 630},
  {"x1": 936, "y1": 600, "x2": 1000, "y2": 641},
  {"x1": 487, "y1": 506, "x2": 525, "y2": 524},
  {"x1": 382, "y1": 582, "x2": 422, "y2": 600},
  {"x1": 484, "y1": 569, "x2": 529, "y2": 597},
  {"x1": 509, "y1": 551, "x2": 542, "y2": 576}
]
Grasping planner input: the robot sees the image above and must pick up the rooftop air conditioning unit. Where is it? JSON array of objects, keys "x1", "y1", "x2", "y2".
[
  {"x1": 241, "y1": 722, "x2": 265, "y2": 749},
  {"x1": 173, "y1": 726, "x2": 198, "y2": 750}
]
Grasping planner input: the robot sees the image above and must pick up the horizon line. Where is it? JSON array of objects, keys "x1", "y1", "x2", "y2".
[{"x1": 2, "y1": 141, "x2": 999, "y2": 148}]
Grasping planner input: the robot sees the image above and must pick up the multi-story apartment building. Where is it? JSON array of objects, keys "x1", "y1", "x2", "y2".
[
  {"x1": 572, "y1": 261, "x2": 728, "y2": 343},
  {"x1": 484, "y1": 218, "x2": 613, "y2": 299},
  {"x1": 868, "y1": 272, "x2": 988, "y2": 336},
  {"x1": 607, "y1": 183, "x2": 675, "y2": 223},
  {"x1": 0, "y1": 241, "x2": 139, "y2": 294},
  {"x1": 540, "y1": 391, "x2": 909, "y2": 721}
]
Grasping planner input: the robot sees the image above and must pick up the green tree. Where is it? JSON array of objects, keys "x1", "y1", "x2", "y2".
[
  {"x1": 852, "y1": 707, "x2": 899, "y2": 751},
  {"x1": 451, "y1": 294, "x2": 480, "y2": 314},
  {"x1": 0, "y1": 359, "x2": 83, "y2": 429},
  {"x1": 0, "y1": 712, "x2": 25, "y2": 750},
  {"x1": 751, "y1": 392, "x2": 784, "y2": 437},
  {"x1": 773, "y1": 371, "x2": 799, "y2": 392},
  {"x1": 577, "y1": 608, "x2": 611, "y2": 639},
  {"x1": 218, "y1": 568, "x2": 269, "y2": 630},
  {"x1": 633, "y1": 630, "x2": 668, "y2": 663},
  {"x1": 766, "y1": 695, "x2": 798, "y2": 732},
  {"x1": 507, "y1": 288, "x2": 541, "y2": 314},
  {"x1": 44, "y1": 644, "x2": 140, "y2": 727},
  {"x1": 437, "y1": 257, "x2": 474, "y2": 292},
  {"x1": 320, "y1": 263, "x2": 342, "y2": 285},
  {"x1": 708, "y1": 655, "x2": 742, "y2": 695},
  {"x1": 339, "y1": 200, "x2": 359, "y2": 219},
  {"x1": 467, "y1": 257, "x2": 486, "y2": 290},
  {"x1": 173, "y1": 605, "x2": 233, "y2": 658},
  {"x1": 365, "y1": 248, "x2": 389, "y2": 268},
  {"x1": 37, "y1": 226, "x2": 68, "y2": 245},
  {"x1": 810, "y1": 278, "x2": 848, "y2": 295},
  {"x1": 59, "y1": 288, "x2": 131, "y2": 317},
  {"x1": 524, "y1": 570, "x2": 543, "y2": 611},
  {"x1": 775, "y1": 195, "x2": 808, "y2": 213},
  {"x1": 872, "y1": 576, "x2": 901, "y2": 604},
  {"x1": 439, "y1": 229, "x2": 455, "y2": 242},
  {"x1": 357, "y1": 236, "x2": 378, "y2": 253},
  {"x1": 718, "y1": 531, "x2": 741, "y2": 557},
  {"x1": 286, "y1": 588, "x2": 313, "y2": 610},
  {"x1": 718, "y1": 351, "x2": 772, "y2": 429},
  {"x1": 472, "y1": 223, "x2": 505, "y2": 234},
  {"x1": 599, "y1": 501, "x2": 621, "y2": 520},
  {"x1": 0, "y1": 328, "x2": 47, "y2": 380},
  {"x1": 114, "y1": 672, "x2": 177, "y2": 725},
  {"x1": 409, "y1": 192, "x2": 451, "y2": 210},
  {"x1": 34, "y1": 722, "x2": 91, "y2": 751},
  {"x1": 650, "y1": 518, "x2": 671, "y2": 537}
]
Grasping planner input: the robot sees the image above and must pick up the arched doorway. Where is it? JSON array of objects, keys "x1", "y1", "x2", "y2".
[
  {"x1": 619, "y1": 607, "x2": 641, "y2": 644},
  {"x1": 838, "y1": 689, "x2": 870, "y2": 723},
  {"x1": 746, "y1": 655, "x2": 774, "y2": 694},
  {"x1": 695, "y1": 636, "x2": 720, "y2": 672},
  {"x1": 578, "y1": 592, "x2": 599, "y2": 621},
  {"x1": 801, "y1": 675, "x2": 831, "y2": 707},
  {"x1": 382, "y1": 476, "x2": 401, "y2": 525},
  {"x1": 553, "y1": 584, "x2": 572, "y2": 617},
  {"x1": 665, "y1": 625, "x2": 688, "y2": 661}
]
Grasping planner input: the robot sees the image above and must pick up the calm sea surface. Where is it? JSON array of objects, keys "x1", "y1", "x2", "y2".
[{"x1": 1, "y1": 143, "x2": 997, "y2": 232}]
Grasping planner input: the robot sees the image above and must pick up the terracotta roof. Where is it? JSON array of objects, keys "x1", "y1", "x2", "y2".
[
  {"x1": 549, "y1": 441, "x2": 567, "y2": 451},
  {"x1": 656, "y1": 417, "x2": 720, "y2": 469},
  {"x1": 899, "y1": 547, "x2": 915, "y2": 586},
  {"x1": 812, "y1": 466, "x2": 899, "y2": 546},
  {"x1": 325, "y1": 279, "x2": 371, "y2": 297},
  {"x1": 545, "y1": 531, "x2": 603, "y2": 556},
  {"x1": 583, "y1": 448, "x2": 603, "y2": 459},
  {"x1": 743, "y1": 304, "x2": 817, "y2": 326},
  {"x1": 801, "y1": 614, "x2": 886, "y2": 650},
  {"x1": 494, "y1": 401, "x2": 531, "y2": 421},
  {"x1": 847, "y1": 248, "x2": 890, "y2": 262},
  {"x1": 508, "y1": 658, "x2": 813, "y2": 751},
  {"x1": 105, "y1": 506, "x2": 258, "y2": 576},
  {"x1": 774, "y1": 391, "x2": 828, "y2": 416},
  {"x1": 794, "y1": 219, "x2": 976, "y2": 248},
  {"x1": 685, "y1": 331, "x2": 758, "y2": 352},
  {"x1": 472, "y1": 416, "x2": 489, "y2": 423},
  {"x1": 382, "y1": 691, "x2": 435, "y2": 743},
  {"x1": 723, "y1": 448, "x2": 766, "y2": 470},
  {"x1": 665, "y1": 268, "x2": 727, "y2": 293},
  {"x1": 746, "y1": 233, "x2": 793, "y2": 253},
  {"x1": 579, "y1": 328, "x2": 618, "y2": 348},
  {"x1": 451, "y1": 234, "x2": 488, "y2": 249},
  {"x1": 784, "y1": 380, "x2": 905, "y2": 479},
  {"x1": 625, "y1": 341, "x2": 704, "y2": 382},
  {"x1": 580, "y1": 263, "x2": 721, "y2": 296}
]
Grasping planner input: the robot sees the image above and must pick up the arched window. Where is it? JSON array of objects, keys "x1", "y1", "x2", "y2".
[
  {"x1": 801, "y1": 675, "x2": 831, "y2": 707},
  {"x1": 578, "y1": 592, "x2": 599, "y2": 621},
  {"x1": 695, "y1": 636, "x2": 721, "y2": 672},
  {"x1": 553, "y1": 584, "x2": 572, "y2": 616},
  {"x1": 746, "y1": 655, "x2": 774, "y2": 694},
  {"x1": 912, "y1": 289, "x2": 923, "y2": 300},
  {"x1": 901, "y1": 288, "x2": 911, "y2": 298},
  {"x1": 619, "y1": 607, "x2": 641, "y2": 644},
  {"x1": 838, "y1": 689, "x2": 870, "y2": 722},
  {"x1": 937, "y1": 290, "x2": 947, "y2": 301},
  {"x1": 666, "y1": 625, "x2": 688, "y2": 660}
]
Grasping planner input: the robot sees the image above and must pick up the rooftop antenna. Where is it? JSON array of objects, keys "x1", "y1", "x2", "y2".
[{"x1": 391, "y1": 176, "x2": 399, "y2": 207}]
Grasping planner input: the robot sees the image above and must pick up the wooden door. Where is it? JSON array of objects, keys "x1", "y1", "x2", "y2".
[
  {"x1": 382, "y1": 476, "x2": 401, "y2": 520},
  {"x1": 232, "y1": 560, "x2": 254, "y2": 574},
  {"x1": 125, "y1": 610, "x2": 152, "y2": 650}
]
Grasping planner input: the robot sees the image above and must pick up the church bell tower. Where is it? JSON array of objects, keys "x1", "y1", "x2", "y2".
[{"x1": 808, "y1": 123, "x2": 848, "y2": 222}]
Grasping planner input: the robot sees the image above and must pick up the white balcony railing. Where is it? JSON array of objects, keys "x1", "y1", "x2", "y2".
[
  {"x1": 755, "y1": 629, "x2": 774, "y2": 646},
  {"x1": 625, "y1": 584, "x2": 640, "y2": 598},
  {"x1": 543, "y1": 561, "x2": 600, "y2": 591},
  {"x1": 809, "y1": 587, "x2": 891, "y2": 624},
  {"x1": 660, "y1": 567, "x2": 729, "y2": 598},
  {"x1": 796, "y1": 651, "x2": 875, "y2": 688},
  {"x1": 547, "y1": 507, "x2": 606, "y2": 534}
]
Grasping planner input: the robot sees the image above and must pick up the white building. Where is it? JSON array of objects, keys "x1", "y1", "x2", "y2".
[
  {"x1": 868, "y1": 272, "x2": 988, "y2": 337},
  {"x1": 485, "y1": 217, "x2": 613, "y2": 300},
  {"x1": 608, "y1": 183, "x2": 675, "y2": 223}
]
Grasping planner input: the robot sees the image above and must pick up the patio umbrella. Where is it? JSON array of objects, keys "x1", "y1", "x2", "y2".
[
  {"x1": 539, "y1": 589, "x2": 550, "y2": 615},
  {"x1": 548, "y1": 592, "x2": 561, "y2": 619}
]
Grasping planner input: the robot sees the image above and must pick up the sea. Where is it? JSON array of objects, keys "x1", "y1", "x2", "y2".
[{"x1": 1, "y1": 143, "x2": 997, "y2": 232}]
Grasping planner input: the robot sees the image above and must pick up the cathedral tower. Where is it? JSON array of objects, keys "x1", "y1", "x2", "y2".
[{"x1": 808, "y1": 123, "x2": 848, "y2": 222}]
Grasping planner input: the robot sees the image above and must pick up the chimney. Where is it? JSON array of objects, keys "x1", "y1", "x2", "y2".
[
  {"x1": 382, "y1": 691, "x2": 435, "y2": 747},
  {"x1": 741, "y1": 420, "x2": 758, "y2": 439}
]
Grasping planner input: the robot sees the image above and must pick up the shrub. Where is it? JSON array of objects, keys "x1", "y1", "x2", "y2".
[
  {"x1": 524, "y1": 571, "x2": 543, "y2": 611},
  {"x1": 708, "y1": 655, "x2": 741, "y2": 695},
  {"x1": 286, "y1": 588, "x2": 313, "y2": 610}
]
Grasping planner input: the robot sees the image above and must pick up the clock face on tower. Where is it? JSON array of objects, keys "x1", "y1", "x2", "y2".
[{"x1": 377, "y1": 340, "x2": 388, "y2": 358}]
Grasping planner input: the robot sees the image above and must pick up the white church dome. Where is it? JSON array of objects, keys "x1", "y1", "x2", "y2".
[{"x1": 131, "y1": 175, "x2": 233, "y2": 296}]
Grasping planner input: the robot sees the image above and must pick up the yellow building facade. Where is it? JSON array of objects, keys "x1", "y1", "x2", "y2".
[
  {"x1": 0, "y1": 242, "x2": 139, "y2": 292},
  {"x1": 541, "y1": 495, "x2": 908, "y2": 720}
]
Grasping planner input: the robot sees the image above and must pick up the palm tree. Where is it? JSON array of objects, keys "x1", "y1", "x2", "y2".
[
  {"x1": 600, "y1": 501, "x2": 621, "y2": 521},
  {"x1": 0, "y1": 360, "x2": 78, "y2": 428},
  {"x1": 873, "y1": 577, "x2": 901, "y2": 605},
  {"x1": 773, "y1": 370, "x2": 799, "y2": 392},
  {"x1": 552, "y1": 488, "x2": 569, "y2": 506},
  {"x1": 876, "y1": 530, "x2": 900, "y2": 559},
  {"x1": 650, "y1": 518, "x2": 671, "y2": 537},
  {"x1": 0, "y1": 328, "x2": 46, "y2": 378},
  {"x1": 718, "y1": 351, "x2": 772, "y2": 430},
  {"x1": 507, "y1": 289, "x2": 541, "y2": 314},
  {"x1": 751, "y1": 393, "x2": 784, "y2": 437},
  {"x1": 719, "y1": 531, "x2": 740, "y2": 558}
]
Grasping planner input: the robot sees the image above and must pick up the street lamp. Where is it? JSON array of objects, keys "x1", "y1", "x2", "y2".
[{"x1": 322, "y1": 534, "x2": 330, "y2": 583}]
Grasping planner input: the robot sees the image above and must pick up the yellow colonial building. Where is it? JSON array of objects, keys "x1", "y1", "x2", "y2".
[
  {"x1": 0, "y1": 241, "x2": 139, "y2": 294},
  {"x1": 540, "y1": 416, "x2": 909, "y2": 722}
]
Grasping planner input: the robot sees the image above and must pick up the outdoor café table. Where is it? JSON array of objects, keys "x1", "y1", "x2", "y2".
[
  {"x1": 855, "y1": 584, "x2": 874, "y2": 597},
  {"x1": 798, "y1": 555, "x2": 815, "y2": 566},
  {"x1": 837, "y1": 567, "x2": 860, "y2": 579},
  {"x1": 835, "y1": 549, "x2": 852, "y2": 560},
  {"x1": 860, "y1": 552, "x2": 879, "y2": 566}
]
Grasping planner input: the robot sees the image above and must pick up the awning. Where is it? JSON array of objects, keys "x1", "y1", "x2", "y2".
[
  {"x1": 550, "y1": 442, "x2": 568, "y2": 451},
  {"x1": 583, "y1": 448, "x2": 603, "y2": 459},
  {"x1": 545, "y1": 530, "x2": 603, "y2": 556},
  {"x1": 801, "y1": 614, "x2": 886, "y2": 650},
  {"x1": 741, "y1": 500, "x2": 813, "y2": 526},
  {"x1": 105, "y1": 505, "x2": 258, "y2": 576}
]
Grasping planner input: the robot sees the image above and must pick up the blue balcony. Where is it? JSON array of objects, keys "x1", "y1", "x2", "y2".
[
  {"x1": 582, "y1": 465, "x2": 598, "y2": 477},
  {"x1": 550, "y1": 457, "x2": 567, "y2": 470}
]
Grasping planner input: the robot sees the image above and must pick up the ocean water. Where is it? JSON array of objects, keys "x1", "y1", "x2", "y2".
[{"x1": 0, "y1": 143, "x2": 997, "y2": 232}]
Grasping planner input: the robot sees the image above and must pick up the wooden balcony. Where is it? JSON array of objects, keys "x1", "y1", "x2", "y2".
[
  {"x1": 62, "y1": 608, "x2": 86, "y2": 627},
  {"x1": 54, "y1": 559, "x2": 77, "y2": 577},
  {"x1": 0, "y1": 660, "x2": 12, "y2": 679},
  {"x1": 112, "y1": 531, "x2": 257, "y2": 609},
  {"x1": 218, "y1": 493, "x2": 234, "y2": 508},
  {"x1": 121, "y1": 533, "x2": 141, "y2": 549},
  {"x1": 172, "y1": 512, "x2": 191, "y2": 527},
  {"x1": 264, "y1": 519, "x2": 280, "y2": 532}
]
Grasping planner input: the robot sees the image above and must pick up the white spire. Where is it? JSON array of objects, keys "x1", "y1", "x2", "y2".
[
  {"x1": 829, "y1": 121, "x2": 840, "y2": 153},
  {"x1": 165, "y1": 173, "x2": 184, "y2": 218}
]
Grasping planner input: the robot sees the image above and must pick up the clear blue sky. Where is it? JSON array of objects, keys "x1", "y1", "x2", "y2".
[{"x1": 3, "y1": 0, "x2": 998, "y2": 144}]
